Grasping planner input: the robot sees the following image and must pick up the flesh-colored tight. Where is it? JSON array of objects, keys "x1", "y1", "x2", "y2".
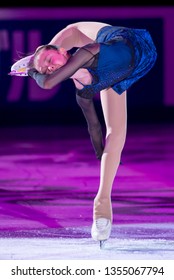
[{"x1": 93, "y1": 89, "x2": 127, "y2": 222}]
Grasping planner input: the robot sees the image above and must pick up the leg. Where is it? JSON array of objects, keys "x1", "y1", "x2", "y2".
[
  {"x1": 92, "y1": 88, "x2": 127, "y2": 240},
  {"x1": 76, "y1": 94, "x2": 104, "y2": 160}
]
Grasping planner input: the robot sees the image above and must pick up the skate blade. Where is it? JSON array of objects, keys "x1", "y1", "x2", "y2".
[{"x1": 100, "y1": 240, "x2": 106, "y2": 249}]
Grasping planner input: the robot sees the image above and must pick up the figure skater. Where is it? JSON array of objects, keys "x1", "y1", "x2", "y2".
[{"x1": 14, "y1": 21, "x2": 157, "y2": 247}]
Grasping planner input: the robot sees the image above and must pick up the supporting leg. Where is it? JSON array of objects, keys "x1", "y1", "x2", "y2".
[{"x1": 91, "y1": 89, "x2": 127, "y2": 244}]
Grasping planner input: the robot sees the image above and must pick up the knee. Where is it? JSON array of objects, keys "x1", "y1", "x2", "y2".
[
  {"x1": 76, "y1": 94, "x2": 92, "y2": 110},
  {"x1": 105, "y1": 130, "x2": 126, "y2": 153}
]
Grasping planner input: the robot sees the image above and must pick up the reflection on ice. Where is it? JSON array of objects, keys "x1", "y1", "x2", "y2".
[{"x1": 0, "y1": 223, "x2": 174, "y2": 260}]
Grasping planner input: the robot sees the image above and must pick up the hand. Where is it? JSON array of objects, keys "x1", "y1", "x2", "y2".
[{"x1": 28, "y1": 68, "x2": 39, "y2": 78}]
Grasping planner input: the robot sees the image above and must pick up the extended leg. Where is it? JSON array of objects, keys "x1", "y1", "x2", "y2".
[{"x1": 76, "y1": 94, "x2": 104, "y2": 160}]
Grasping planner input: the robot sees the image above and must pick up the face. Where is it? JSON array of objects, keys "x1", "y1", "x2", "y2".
[{"x1": 34, "y1": 48, "x2": 69, "y2": 74}]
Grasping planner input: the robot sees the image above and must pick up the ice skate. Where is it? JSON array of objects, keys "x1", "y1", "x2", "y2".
[{"x1": 91, "y1": 218, "x2": 112, "y2": 249}]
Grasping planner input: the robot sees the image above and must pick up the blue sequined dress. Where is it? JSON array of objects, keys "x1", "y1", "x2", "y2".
[
  {"x1": 76, "y1": 26, "x2": 157, "y2": 98},
  {"x1": 29, "y1": 26, "x2": 157, "y2": 98}
]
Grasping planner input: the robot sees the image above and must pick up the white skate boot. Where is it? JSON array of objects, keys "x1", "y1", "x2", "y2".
[{"x1": 91, "y1": 218, "x2": 112, "y2": 249}]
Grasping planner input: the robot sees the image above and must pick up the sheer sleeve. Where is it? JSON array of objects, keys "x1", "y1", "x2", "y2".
[{"x1": 28, "y1": 43, "x2": 99, "y2": 89}]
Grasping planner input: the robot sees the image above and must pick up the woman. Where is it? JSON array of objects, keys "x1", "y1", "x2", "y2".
[{"x1": 27, "y1": 21, "x2": 157, "y2": 246}]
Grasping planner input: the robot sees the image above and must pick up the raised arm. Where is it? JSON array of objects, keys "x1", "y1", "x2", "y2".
[{"x1": 28, "y1": 43, "x2": 100, "y2": 89}]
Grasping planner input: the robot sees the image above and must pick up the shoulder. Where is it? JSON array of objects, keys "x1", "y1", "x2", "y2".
[{"x1": 81, "y1": 43, "x2": 100, "y2": 55}]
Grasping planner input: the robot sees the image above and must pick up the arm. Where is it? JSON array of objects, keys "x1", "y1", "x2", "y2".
[{"x1": 28, "y1": 43, "x2": 99, "y2": 89}]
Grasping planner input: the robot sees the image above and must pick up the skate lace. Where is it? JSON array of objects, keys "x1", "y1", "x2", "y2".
[{"x1": 95, "y1": 218, "x2": 109, "y2": 230}]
